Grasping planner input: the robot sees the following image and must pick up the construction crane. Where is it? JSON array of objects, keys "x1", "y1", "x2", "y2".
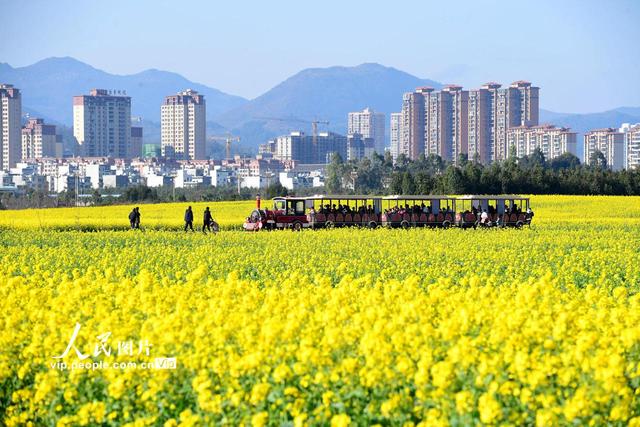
[
  {"x1": 255, "y1": 116, "x2": 330, "y2": 146},
  {"x1": 208, "y1": 134, "x2": 240, "y2": 160}
]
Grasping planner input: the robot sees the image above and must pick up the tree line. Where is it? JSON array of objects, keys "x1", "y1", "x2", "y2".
[
  {"x1": 1, "y1": 148, "x2": 639, "y2": 210},
  {"x1": 325, "y1": 149, "x2": 640, "y2": 196}
]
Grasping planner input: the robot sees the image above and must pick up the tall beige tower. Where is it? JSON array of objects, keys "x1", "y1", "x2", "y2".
[
  {"x1": 0, "y1": 84, "x2": 22, "y2": 170},
  {"x1": 161, "y1": 89, "x2": 206, "y2": 160},
  {"x1": 73, "y1": 89, "x2": 131, "y2": 158},
  {"x1": 400, "y1": 87, "x2": 431, "y2": 160}
]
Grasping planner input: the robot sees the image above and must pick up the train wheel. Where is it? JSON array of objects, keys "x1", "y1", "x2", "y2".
[
  {"x1": 442, "y1": 220, "x2": 451, "y2": 229},
  {"x1": 325, "y1": 221, "x2": 334, "y2": 229},
  {"x1": 400, "y1": 220, "x2": 410, "y2": 229},
  {"x1": 292, "y1": 221, "x2": 303, "y2": 231},
  {"x1": 516, "y1": 220, "x2": 524, "y2": 228},
  {"x1": 368, "y1": 221, "x2": 377, "y2": 229}
]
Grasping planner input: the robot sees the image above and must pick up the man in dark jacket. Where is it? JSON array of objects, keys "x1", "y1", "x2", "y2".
[
  {"x1": 184, "y1": 206, "x2": 194, "y2": 232},
  {"x1": 202, "y1": 207, "x2": 213, "y2": 233},
  {"x1": 134, "y1": 207, "x2": 141, "y2": 229},
  {"x1": 128, "y1": 208, "x2": 137, "y2": 229}
]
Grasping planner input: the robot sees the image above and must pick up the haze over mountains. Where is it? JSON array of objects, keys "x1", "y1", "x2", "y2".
[
  {"x1": 0, "y1": 57, "x2": 246, "y2": 125},
  {"x1": 1, "y1": 57, "x2": 638, "y2": 152}
]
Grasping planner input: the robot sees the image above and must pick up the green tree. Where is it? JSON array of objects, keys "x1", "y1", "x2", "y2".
[
  {"x1": 265, "y1": 182, "x2": 288, "y2": 199},
  {"x1": 325, "y1": 153, "x2": 345, "y2": 192},
  {"x1": 550, "y1": 152, "x2": 580, "y2": 170},
  {"x1": 401, "y1": 172, "x2": 416, "y2": 194},
  {"x1": 589, "y1": 150, "x2": 607, "y2": 170},
  {"x1": 390, "y1": 172, "x2": 403, "y2": 194}
]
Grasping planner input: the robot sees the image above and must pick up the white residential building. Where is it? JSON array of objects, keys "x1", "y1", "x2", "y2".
[
  {"x1": 506, "y1": 125, "x2": 577, "y2": 160},
  {"x1": 583, "y1": 128, "x2": 625, "y2": 170},
  {"x1": 211, "y1": 166, "x2": 234, "y2": 187},
  {"x1": 278, "y1": 171, "x2": 313, "y2": 190},
  {"x1": 390, "y1": 112, "x2": 402, "y2": 161},
  {"x1": 161, "y1": 89, "x2": 206, "y2": 160},
  {"x1": 73, "y1": 89, "x2": 131, "y2": 158},
  {"x1": 22, "y1": 118, "x2": 58, "y2": 160},
  {"x1": 1, "y1": 84, "x2": 22, "y2": 170},
  {"x1": 621, "y1": 123, "x2": 640, "y2": 169},
  {"x1": 348, "y1": 107, "x2": 385, "y2": 154}
]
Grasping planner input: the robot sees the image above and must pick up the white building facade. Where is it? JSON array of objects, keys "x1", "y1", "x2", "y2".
[
  {"x1": 22, "y1": 118, "x2": 58, "y2": 160},
  {"x1": 583, "y1": 128, "x2": 625, "y2": 170},
  {"x1": 506, "y1": 125, "x2": 577, "y2": 160},
  {"x1": 389, "y1": 112, "x2": 401, "y2": 161},
  {"x1": 73, "y1": 89, "x2": 131, "y2": 158},
  {"x1": 1, "y1": 84, "x2": 22, "y2": 170},
  {"x1": 348, "y1": 107, "x2": 385, "y2": 154},
  {"x1": 161, "y1": 90, "x2": 206, "y2": 160}
]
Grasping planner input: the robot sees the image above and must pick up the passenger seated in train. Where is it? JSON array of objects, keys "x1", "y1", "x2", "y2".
[{"x1": 480, "y1": 210, "x2": 489, "y2": 224}]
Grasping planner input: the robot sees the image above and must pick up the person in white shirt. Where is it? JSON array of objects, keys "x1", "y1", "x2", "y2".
[{"x1": 480, "y1": 210, "x2": 489, "y2": 225}]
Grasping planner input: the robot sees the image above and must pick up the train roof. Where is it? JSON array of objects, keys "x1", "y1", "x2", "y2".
[
  {"x1": 383, "y1": 195, "x2": 456, "y2": 200},
  {"x1": 456, "y1": 194, "x2": 529, "y2": 200},
  {"x1": 271, "y1": 194, "x2": 529, "y2": 201},
  {"x1": 273, "y1": 195, "x2": 381, "y2": 200}
]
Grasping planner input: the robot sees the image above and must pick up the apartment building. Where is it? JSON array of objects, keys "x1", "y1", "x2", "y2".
[
  {"x1": 467, "y1": 81, "x2": 539, "y2": 162},
  {"x1": 583, "y1": 128, "x2": 625, "y2": 170},
  {"x1": 400, "y1": 85, "x2": 469, "y2": 163},
  {"x1": 273, "y1": 131, "x2": 348, "y2": 164},
  {"x1": 1, "y1": 84, "x2": 22, "y2": 170},
  {"x1": 21, "y1": 118, "x2": 58, "y2": 160},
  {"x1": 73, "y1": 89, "x2": 131, "y2": 158},
  {"x1": 622, "y1": 124, "x2": 640, "y2": 169},
  {"x1": 389, "y1": 112, "x2": 402, "y2": 160},
  {"x1": 434, "y1": 85, "x2": 468, "y2": 162},
  {"x1": 400, "y1": 88, "x2": 429, "y2": 160},
  {"x1": 161, "y1": 89, "x2": 206, "y2": 160},
  {"x1": 347, "y1": 107, "x2": 385, "y2": 154},
  {"x1": 506, "y1": 125, "x2": 577, "y2": 160}
]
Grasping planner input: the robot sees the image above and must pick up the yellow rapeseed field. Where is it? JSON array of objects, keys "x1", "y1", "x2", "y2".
[
  {"x1": 1, "y1": 195, "x2": 639, "y2": 426},
  {"x1": 0, "y1": 200, "x2": 255, "y2": 231}
]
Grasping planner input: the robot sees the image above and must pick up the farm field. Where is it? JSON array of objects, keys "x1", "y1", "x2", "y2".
[{"x1": 1, "y1": 195, "x2": 640, "y2": 426}]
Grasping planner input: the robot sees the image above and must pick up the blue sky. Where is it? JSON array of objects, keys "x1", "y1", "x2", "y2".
[{"x1": 1, "y1": 0, "x2": 638, "y2": 113}]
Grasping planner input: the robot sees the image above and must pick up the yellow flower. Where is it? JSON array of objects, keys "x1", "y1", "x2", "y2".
[
  {"x1": 331, "y1": 414, "x2": 351, "y2": 427},
  {"x1": 251, "y1": 411, "x2": 268, "y2": 427},
  {"x1": 478, "y1": 393, "x2": 502, "y2": 424}
]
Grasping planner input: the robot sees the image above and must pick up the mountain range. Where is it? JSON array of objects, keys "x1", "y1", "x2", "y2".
[
  {"x1": 1, "y1": 57, "x2": 639, "y2": 154},
  {"x1": 0, "y1": 57, "x2": 246, "y2": 125}
]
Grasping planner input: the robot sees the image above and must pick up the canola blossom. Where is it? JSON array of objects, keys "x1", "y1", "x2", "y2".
[{"x1": 1, "y1": 195, "x2": 640, "y2": 426}]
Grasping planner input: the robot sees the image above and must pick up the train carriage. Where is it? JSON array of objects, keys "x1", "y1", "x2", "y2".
[
  {"x1": 381, "y1": 195, "x2": 457, "y2": 228},
  {"x1": 455, "y1": 195, "x2": 533, "y2": 228},
  {"x1": 305, "y1": 195, "x2": 382, "y2": 229}
]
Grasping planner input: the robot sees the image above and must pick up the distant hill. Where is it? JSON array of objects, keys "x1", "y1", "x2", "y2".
[
  {"x1": 215, "y1": 63, "x2": 443, "y2": 147},
  {"x1": 0, "y1": 57, "x2": 247, "y2": 125}
]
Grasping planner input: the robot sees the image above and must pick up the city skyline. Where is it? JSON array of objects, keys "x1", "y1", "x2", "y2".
[{"x1": 0, "y1": 0, "x2": 639, "y2": 113}]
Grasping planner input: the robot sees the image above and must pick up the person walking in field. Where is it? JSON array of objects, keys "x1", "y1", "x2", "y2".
[
  {"x1": 202, "y1": 207, "x2": 213, "y2": 233},
  {"x1": 184, "y1": 206, "x2": 194, "y2": 232},
  {"x1": 128, "y1": 208, "x2": 137, "y2": 229},
  {"x1": 134, "y1": 207, "x2": 141, "y2": 229}
]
